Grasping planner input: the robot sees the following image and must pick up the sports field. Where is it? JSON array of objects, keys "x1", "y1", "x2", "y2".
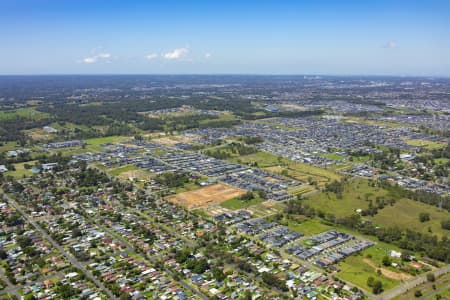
[{"x1": 166, "y1": 183, "x2": 246, "y2": 210}]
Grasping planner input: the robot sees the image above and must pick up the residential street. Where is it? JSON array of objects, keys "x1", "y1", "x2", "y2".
[{"x1": 4, "y1": 193, "x2": 119, "y2": 300}]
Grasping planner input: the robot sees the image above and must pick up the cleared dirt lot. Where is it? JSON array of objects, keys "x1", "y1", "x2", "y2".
[
  {"x1": 166, "y1": 183, "x2": 246, "y2": 210},
  {"x1": 152, "y1": 135, "x2": 195, "y2": 146},
  {"x1": 363, "y1": 258, "x2": 412, "y2": 281}
]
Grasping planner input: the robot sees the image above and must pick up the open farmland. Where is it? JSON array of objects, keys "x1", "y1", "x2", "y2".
[{"x1": 166, "y1": 183, "x2": 246, "y2": 209}]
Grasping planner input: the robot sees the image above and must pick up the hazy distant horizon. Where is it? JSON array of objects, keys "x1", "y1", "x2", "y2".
[{"x1": 0, "y1": 73, "x2": 449, "y2": 79}]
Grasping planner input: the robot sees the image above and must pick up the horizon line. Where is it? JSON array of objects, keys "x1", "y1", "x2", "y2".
[{"x1": 0, "y1": 73, "x2": 449, "y2": 79}]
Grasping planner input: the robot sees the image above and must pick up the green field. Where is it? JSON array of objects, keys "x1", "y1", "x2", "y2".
[
  {"x1": 287, "y1": 218, "x2": 334, "y2": 235},
  {"x1": 220, "y1": 197, "x2": 264, "y2": 210},
  {"x1": 5, "y1": 161, "x2": 37, "y2": 178},
  {"x1": 0, "y1": 108, "x2": 50, "y2": 120},
  {"x1": 303, "y1": 178, "x2": 450, "y2": 237},
  {"x1": 337, "y1": 254, "x2": 399, "y2": 293},
  {"x1": 173, "y1": 181, "x2": 202, "y2": 193},
  {"x1": 198, "y1": 112, "x2": 239, "y2": 126},
  {"x1": 83, "y1": 136, "x2": 129, "y2": 151},
  {"x1": 349, "y1": 155, "x2": 371, "y2": 163},
  {"x1": 343, "y1": 116, "x2": 403, "y2": 128},
  {"x1": 50, "y1": 121, "x2": 91, "y2": 131},
  {"x1": 0, "y1": 141, "x2": 20, "y2": 152},
  {"x1": 370, "y1": 198, "x2": 450, "y2": 238},
  {"x1": 275, "y1": 161, "x2": 341, "y2": 187},
  {"x1": 405, "y1": 139, "x2": 447, "y2": 150},
  {"x1": 434, "y1": 157, "x2": 450, "y2": 165},
  {"x1": 232, "y1": 151, "x2": 283, "y2": 167},
  {"x1": 337, "y1": 232, "x2": 409, "y2": 293},
  {"x1": 191, "y1": 209, "x2": 210, "y2": 220},
  {"x1": 108, "y1": 165, "x2": 140, "y2": 177},
  {"x1": 287, "y1": 185, "x2": 315, "y2": 196},
  {"x1": 303, "y1": 178, "x2": 386, "y2": 217},
  {"x1": 84, "y1": 136, "x2": 128, "y2": 145},
  {"x1": 233, "y1": 151, "x2": 340, "y2": 187}
]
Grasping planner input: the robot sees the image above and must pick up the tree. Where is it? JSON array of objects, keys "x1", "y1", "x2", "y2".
[
  {"x1": 17, "y1": 236, "x2": 33, "y2": 248},
  {"x1": 261, "y1": 272, "x2": 288, "y2": 292},
  {"x1": 414, "y1": 290, "x2": 422, "y2": 297},
  {"x1": 0, "y1": 249, "x2": 7, "y2": 259},
  {"x1": 212, "y1": 267, "x2": 226, "y2": 282},
  {"x1": 72, "y1": 227, "x2": 82, "y2": 238},
  {"x1": 401, "y1": 250, "x2": 413, "y2": 261},
  {"x1": 427, "y1": 273, "x2": 435, "y2": 282},
  {"x1": 240, "y1": 191, "x2": 254, "y2": 201},
  {"x1": 372, "y1": 280, "x2": 383, "y2": 294},
  {"x1": 382, "y1": 255, "x2": 391, "y2": 267},
  {"x1": 55, "y1": 284, "x2": 79, "y2": 298},
  {"x1": 441, "y1": 220, "x2": 450, "y2": 230},
  {"x1": 419, "y1": 212, "x2": 430, "y2": 222}
]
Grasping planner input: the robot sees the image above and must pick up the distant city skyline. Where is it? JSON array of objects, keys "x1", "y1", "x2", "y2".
[{"x1": 1, "y1": 0, "x2": 450, "y2": 76}]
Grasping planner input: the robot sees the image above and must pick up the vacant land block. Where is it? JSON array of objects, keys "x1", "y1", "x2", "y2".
[
  {"x1": 404, "y1": 138, "x2": 447, "y2": 150},
  {"x1": 166, "y1": 183, "x2": 246, "y2": 210},
  {"x1": 220, "y1": 197, "x2": 263, "y2": 210},
  {"x1": 303, "y1": 178, "x2": 385, "y2": 217},
  {"x1": 235, "y1": 151, "x2": 340, "y2": 187},
  {"x1": 370, "y1": 197, "x2": 450, "y2": 238}
]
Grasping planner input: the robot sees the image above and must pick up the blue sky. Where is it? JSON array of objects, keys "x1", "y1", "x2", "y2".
[{"x1": 1, "y1": 0, "x2": 450, "y2": 75}]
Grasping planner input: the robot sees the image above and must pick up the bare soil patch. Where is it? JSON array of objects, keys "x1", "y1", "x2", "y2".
[
  {"x1": 166, "y1": 183, "x2": 246, "y2": 210},
  {"x1": 363, "y1": 258, "x2": 412, "y2": 281}
]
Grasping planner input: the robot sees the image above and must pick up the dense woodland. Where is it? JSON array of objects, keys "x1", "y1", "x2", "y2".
[{"x1": 0, "y1": 96, "x2": 322, "y2": 143}]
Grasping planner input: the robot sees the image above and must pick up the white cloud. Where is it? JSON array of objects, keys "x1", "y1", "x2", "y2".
[
  {"x1": 97, "y1": 53, "x2": 111, "y2": 59},
  {"x1": 383, "y1": 40, "x2": 397, "y2": 49},
  {"x1": 81, "y1": 52, "x2": 111, "y2": 64},
  {"x1": 82, "y1": 57, "x2": 97, "y2": 64},
  {"x1": 205, "y1": 53, "x2": 211, "y2": 58},
  {"x1": 145, "y1": 53, "x2": 158, "y2": 60},
  {"x1": 163, "y1": 47, "x2": 189, "y2": 60}
]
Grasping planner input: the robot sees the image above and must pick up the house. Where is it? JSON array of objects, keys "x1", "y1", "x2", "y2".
[
  {"x1": 45, "y1": 140, "x2": 85, "y2": 149},
  {"x1": 42, "y1": 163, "x2": 58, "y2": 171},
  {"x1": 7, "y1": 150, "x2": 18, "y2": 157},
  {"x1": 43, "y1": 126, "x2": 58, "y2": 133}
]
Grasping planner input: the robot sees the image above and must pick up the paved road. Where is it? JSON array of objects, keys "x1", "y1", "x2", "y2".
[
  {"x1": 420, "y1": 282, "x2": 450, "y2": 300},
  {"x1": 0, "y1": 268, "x2": 21, "y2": 299},
  {"x1": 132, "y1": 209, "x2": 197, "y2": 248},
  {"x1": 5, "y1": 194, "x2": 118, "y2": 300},
  {"x1": 378, "y1": 265, "x2": 450, "y2": 300},
  {"x1": 1, "y1": 270, "x2": 65, "y2": 296},
  {"x1": 84, "y1": 210, "x2": 209, "y2": 300}
]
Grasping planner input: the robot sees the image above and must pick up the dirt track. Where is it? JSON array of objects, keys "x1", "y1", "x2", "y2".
[{"x1": 363, "y1": 258, "x2": 412, "y2": 281}]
